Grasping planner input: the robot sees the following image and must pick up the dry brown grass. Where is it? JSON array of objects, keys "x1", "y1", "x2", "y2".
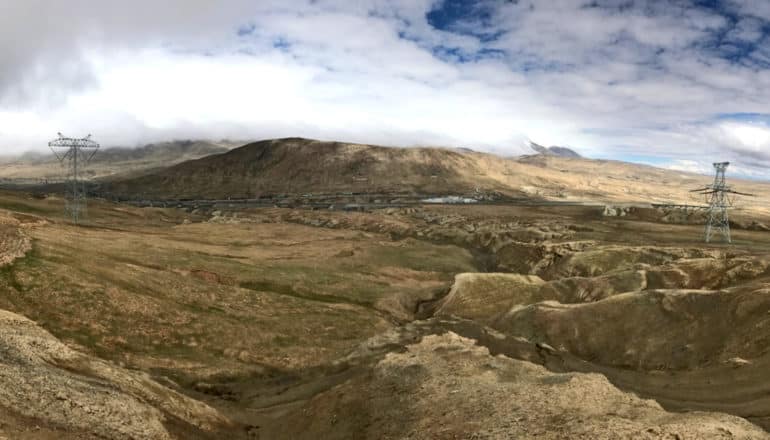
[
  {"x1": 0, "y1": 193, "x2": 475, "y2": 386},
  {"x1": 1, "y1": 188, "x2": 770, "y2": 438}
]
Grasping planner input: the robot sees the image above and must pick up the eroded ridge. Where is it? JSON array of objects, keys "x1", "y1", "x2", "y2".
[
  {"x1": 0, "y1": 310, "x2": 229, "y2": 439},
  {"x1": 267, "y1": 332, "x2": 768, "y2": 439},
  {"x1": 433, "y1": 238, "x2": 770, "y2": 431}
]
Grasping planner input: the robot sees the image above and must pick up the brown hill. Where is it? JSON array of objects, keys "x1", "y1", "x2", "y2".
[
  {"x1": 103, "y1": 137, "x2": 770, "y2": 214},
  {"x1": 103, "y1": 137, "x2": 503, "y2": 199}
]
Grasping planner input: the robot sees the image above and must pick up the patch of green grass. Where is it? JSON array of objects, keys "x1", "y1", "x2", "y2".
[
  {"x1": 273, "y1": 334, "x2": 300, "y2": 347},
  {"x1": 0, "y1": 200, "x2": 53, "y2": 216},
  {"x1": 182, "y1": 300, "x2": 230, "y2": 316},
  {"x1": 0, "y1": 263, "x2": 24, "y2": 292},
  {"x1": 367, "y1": 242, "x2": 476, "y2": 275},
  {"x1": 0, "y1": 240, "x2": 43, "y2": 293},
  {"x1": 239, "y1": 279, "x2": 372, "y2": 307},
  {"x1": 59, "y1": 328, "x2": 104, "y2": 354}
]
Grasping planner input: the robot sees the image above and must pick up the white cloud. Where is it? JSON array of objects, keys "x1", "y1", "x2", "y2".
[
  {"x1": 0, "y1": 0, "x2": 769, "y2": 180},
  {"x1": 667, "y1": 159, "x2": 715, "y2": 175}
]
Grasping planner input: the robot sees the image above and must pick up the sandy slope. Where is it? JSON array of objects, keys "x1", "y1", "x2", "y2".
[{"x1": 0, "y1": 213, "x2": 229, "y2": 439}]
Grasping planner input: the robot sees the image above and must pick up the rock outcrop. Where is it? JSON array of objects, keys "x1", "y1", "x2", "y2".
[
  {"x1": 0, "y1": 310, "x2": 229, "y2": 439},
  {"x1": 268, "y1": 332, "x2": 768, "y2": 439}
]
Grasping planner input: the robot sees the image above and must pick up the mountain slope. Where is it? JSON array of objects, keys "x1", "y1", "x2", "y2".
[
  {"x1": 0, "y1": 140, "x2": 239, "y2": 182},
  {"x1": 529, "y1": 141, "x2": 581, "y2": 158},
  {"x1": 94, "y1": 140, "x2": 233, "y2": 164},
  {"x1": 103, "y1": 137, "x2": 503, "y2": 199},
  {"x1": 102, "y1": 137, "x2": 770, "y2": 213}
]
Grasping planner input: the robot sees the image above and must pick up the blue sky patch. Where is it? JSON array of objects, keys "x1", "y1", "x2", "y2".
[
  {"x1": 272, "y1": 37, "x2": 291, "y2": 51},
  {"x1": 237, "y1": 24, "x2": 256, "y2": 37},
  {"x1": 426, "y1": 0, "x2": 502, "y2": 42},
  {"x1": 716, "y1": 113, "x2": 770, "y2": 125},
  {"x1": 431, "y1": 45, "x2": 505, "y2": 63}
]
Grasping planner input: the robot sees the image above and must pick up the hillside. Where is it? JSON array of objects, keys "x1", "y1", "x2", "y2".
[
  {"x1": 103, "y1": 137, "x2": 504, "y2": 199},
  {"x1": 0, "y1": 140, "x2": 240, "y2": 183},
  {"x1": 103, "y1": 137, "x2": 770, "y2": 213}
]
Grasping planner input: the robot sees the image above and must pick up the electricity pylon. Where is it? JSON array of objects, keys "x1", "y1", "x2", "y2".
[
  {"x1": 48, "y1": 133, "x2": 100, "y2": 224},
  {"x1": 691, "y1": 162, "x2": 753, "y2": 244}
]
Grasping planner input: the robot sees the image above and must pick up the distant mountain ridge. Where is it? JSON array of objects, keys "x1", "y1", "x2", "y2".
[
  {"x1": 0, "y1": 140, "x2": 241, "y2": 181},
  {"x1": 5, "y1": 136, "x2": 770, "y2": 213},
  {"x1": 94, "y1": 140, "x2": 232, "y2": 163},
  {"x1": 529, "y1": 141, "x2": 581, "y2": 158},
  {"x1": 101, "y1": 137, "x2": 770, "y2": 214}
]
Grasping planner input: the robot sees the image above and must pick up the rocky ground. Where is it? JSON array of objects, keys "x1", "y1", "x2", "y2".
[
  {"x1": 0, "y1": 309, "x2": 228, "y2": 439},
  {"x1": 0, "y1": 192, "x2": 769, "y2": 438},
  {"x1": 0, "y1": 210, "x2": 232, "y2": 439},
  {"x1": 207, "y1": 203, "x2": 770, "y2": 437},
  {"x1": 267, "y1": 331, "x2": 767, "y2": 439}
]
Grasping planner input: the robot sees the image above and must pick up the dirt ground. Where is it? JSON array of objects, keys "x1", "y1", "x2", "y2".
[{"x1": 0, "y1": 190, "x2": 769, "y2": 438}]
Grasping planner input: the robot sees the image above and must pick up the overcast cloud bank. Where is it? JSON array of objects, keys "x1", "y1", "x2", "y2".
[{"x1": 1, "y1": 0, "x2": 770, "y2": 176}]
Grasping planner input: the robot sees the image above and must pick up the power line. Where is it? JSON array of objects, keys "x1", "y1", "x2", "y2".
[{"x1": 48, "y1": 133, "x2": 100, "y2": 224}]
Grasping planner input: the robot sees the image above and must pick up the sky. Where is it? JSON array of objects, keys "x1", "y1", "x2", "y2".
[{"x1": 1, "y1": 0, "x2": 770, "y2": 177}]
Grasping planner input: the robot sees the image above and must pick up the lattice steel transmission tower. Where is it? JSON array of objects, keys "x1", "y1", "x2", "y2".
[
  {"x1": 48, "y1": 133, "x2": 100, "y2": 223},
  {"x1": 691, "y1": 162, "x2": 753, "y2": 244}
]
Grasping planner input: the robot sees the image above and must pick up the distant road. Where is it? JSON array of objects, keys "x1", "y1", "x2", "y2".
[
  {"x1": 0, "y1": 181, "x2": 631, "y2": 211},
  {"x1": 118, "y1": 193, "x2": 609, "y2": 211}
]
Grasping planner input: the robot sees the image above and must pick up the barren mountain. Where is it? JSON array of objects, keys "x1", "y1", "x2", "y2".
[
  {"x1": 103, "y1": 137, "x2": 501, "y2": 199},
  {"x1": 529, "y1": 141, "x2": 582, "y2": 158},
  {"x1": 104, "y1": 138, "x2": 770, "y2": 214}
]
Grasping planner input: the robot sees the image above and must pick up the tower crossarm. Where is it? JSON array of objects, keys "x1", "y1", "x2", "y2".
[
  {"x1": 48, "y1": 134, "x2": 100, "y2": 163},
  {"x1": 724, "y1": 189, "x2": 755, "y2": 197}
]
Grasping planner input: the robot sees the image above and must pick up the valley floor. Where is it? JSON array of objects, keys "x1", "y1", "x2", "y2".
[{"x1": 0, "y1": 190, "x2": 768, "y2": 438}]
